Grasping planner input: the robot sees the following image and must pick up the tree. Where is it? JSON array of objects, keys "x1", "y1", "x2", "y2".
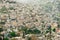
[
  {"x1": 3, "y1": 37, "x2": 9, "y2": 40},
  {"x1": 0, "y1": 28, "x2": 3, "y2": 32},
  {"x1": 0, "y1": 21, "x2": 5, "y2": 24},
  {"x1": 9, "y1": 31, "x2": 17, "y2": 37},
  {"x1": 0, "y1": 6, "x2": 9, "y2": 14},
  {"x1": 33, "y1": 28, "x2": 41, "y2": 34},
  {"x1": 9, "y1": 7, "x2": 15, "y2": 10},
  {"x1": 45, "y1": 25, "x2": 52, "y2": 40}
]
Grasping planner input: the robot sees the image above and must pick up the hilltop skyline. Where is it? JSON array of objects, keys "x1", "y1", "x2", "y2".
[{"x1": 12, "y1": 0, "x2": 54, "y2": 4}]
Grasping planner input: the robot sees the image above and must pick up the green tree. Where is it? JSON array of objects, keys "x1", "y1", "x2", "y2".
[
  {"x1": 3, "y1": 37, "x2": 9, "y2": 40},
  {"x1": 0, "y1": 6, "x2": 9, "y2": 14},
  {"x1": 9, "y1": 31, "x2": 17, "y2": 37}
]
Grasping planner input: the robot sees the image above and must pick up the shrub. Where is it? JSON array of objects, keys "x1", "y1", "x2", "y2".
[
  {"x1": 9, "y1": 31, "x2": 17, "y2": 37},
  {"x1": 3, "y1": 37, "x2": 9, "y2": 40},
  {"x1": 0, "y1": 28, "x2": 3, "y2": 32}
]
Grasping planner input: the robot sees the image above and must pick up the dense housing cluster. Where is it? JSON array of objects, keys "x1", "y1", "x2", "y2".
[{"x1": 0, "y1": 0, "x2": 60, "y2": 40}]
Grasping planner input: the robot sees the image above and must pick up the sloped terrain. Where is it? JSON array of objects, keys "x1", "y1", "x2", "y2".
[{"x1": 0, "y1": 0, "x2": 60, "y2": 40}]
